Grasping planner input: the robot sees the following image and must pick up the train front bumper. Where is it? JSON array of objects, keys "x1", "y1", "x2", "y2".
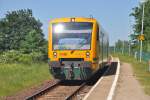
[{"x1": 48, "y1": 61, "x2": 93, "y2": 80}]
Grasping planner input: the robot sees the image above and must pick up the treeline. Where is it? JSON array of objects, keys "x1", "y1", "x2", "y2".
[
  {"x1": 113, "y1": 40, "x2": 130, "y2": 53},
  {"x1": 130, "y1": 0, "x2": 150, "y2": 52},
  {"x1": 0, "y1": 9, "x2": 47, "y2": 64}
]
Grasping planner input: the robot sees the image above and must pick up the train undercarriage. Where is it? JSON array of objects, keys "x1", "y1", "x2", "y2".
[{"x1": 49, "y1": 58, "x2": 94, "y2": 80}]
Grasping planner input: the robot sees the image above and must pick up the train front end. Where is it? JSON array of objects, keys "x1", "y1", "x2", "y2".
[{"x1": 48, "y1": 18, "x2": 99, "y2": 80}]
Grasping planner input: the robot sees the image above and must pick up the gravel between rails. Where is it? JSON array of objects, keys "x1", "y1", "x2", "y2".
[{"x1": 37, "y1": 85, "x2": 81, "y2": 100}]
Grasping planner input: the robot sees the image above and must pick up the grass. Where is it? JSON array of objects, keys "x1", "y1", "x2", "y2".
[
  {"x1": 0, "y1": 63, "x2": 51, "y2": 97},
  {"x1": 113, "y1": 53, "x2": 150, "y2": 95}
]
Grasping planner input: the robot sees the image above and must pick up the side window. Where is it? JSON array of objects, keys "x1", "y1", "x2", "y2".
[{"x1": 97, "y1": 27, "x2": 99, "y2": 41}]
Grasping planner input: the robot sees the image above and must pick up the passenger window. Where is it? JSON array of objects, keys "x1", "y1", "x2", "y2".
[{"x1": 97, "y1": 27, "x2": 99, "y2": 41}]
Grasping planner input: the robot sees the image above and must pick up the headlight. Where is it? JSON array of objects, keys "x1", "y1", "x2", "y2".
[
  {"x1": 86, "y1": 52, "x2": 90, "y2": 56},
  {"x1": 86, "y1": 52, "x2": 90, "y2": 58},
  {"x1": 54, "y1": 24, "x2": 64, "y2": 33},
  {"x1": 53, "y1": 52, "x2": 57, "y2": 58}
]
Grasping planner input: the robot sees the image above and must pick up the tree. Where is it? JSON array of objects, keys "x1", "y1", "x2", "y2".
[
  {"x1": 115, "y1": 40, "x2": 122, "y2": 50},
  {"x1": 0, "y1": 9, "x2": 46, "y2": 53},
  {"x1": 130, "y1": 0, "x2": 150, "y2": 52},
  {"x1": 115, "y1": 40, "x2": 130, "y2": 53}
]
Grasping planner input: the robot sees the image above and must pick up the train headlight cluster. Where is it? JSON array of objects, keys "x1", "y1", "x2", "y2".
[
  {"x1": 53, "y1": 52, "x2": 57, "y2": 58},
  {"x1": 86, "y1": 52, "x2": 90, "y2": 58}
]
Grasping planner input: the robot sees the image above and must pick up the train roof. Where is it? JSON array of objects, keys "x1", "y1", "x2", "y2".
[{"x1": 50, "y1": 17, "x2": 98, "y2": 23}]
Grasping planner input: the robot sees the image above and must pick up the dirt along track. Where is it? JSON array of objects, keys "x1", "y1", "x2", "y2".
[
  {"x1": 26, "y1": 62, "x2": 111, "y2": 100},
  {"x1": 35, "y1": 80, "x2": 85, "y2": 100},
  {"x1": 4, "y1": 80, "x2": 60, "y2": 100}
]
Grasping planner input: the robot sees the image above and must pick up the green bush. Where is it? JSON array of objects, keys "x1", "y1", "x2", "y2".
[{"x1": 0, "y1": 50, "x2": 47, "y2": 64}]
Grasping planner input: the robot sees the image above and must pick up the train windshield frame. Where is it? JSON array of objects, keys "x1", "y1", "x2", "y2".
[{"x1": 52, "y1": 22, "x2": 93, "y2": 50}]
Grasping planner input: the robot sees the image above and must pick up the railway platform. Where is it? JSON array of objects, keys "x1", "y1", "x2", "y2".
[{"x1": 83, "y1": 58, "x2": 120, "y2": 100}]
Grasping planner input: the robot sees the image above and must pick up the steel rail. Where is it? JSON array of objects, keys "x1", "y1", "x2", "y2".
[
  {"x1": 25, "y1": 80, "x2": 61, "y2": 100},
  {"x1": 65, "y1": 82, "x2": 86, "y2": 100}
]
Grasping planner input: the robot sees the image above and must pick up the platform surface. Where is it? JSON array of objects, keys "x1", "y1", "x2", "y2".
[{"x1": 83, "y1": 58, "x2": 119, "y2": 100}]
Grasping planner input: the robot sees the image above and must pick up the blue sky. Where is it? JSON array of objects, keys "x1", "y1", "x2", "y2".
[{"x1": 0, "y1": 0, "x2": 139, "y2": 46}]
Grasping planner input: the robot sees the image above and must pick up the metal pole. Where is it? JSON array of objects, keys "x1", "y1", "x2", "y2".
[
  {"x1": 123, "y1": 41, "x2": 124, "y2": 54},
  {"x1": 122, "y1": 41, "x2": 124, "y2": 54},
  {"x1": 129, "y1": 41, "x2": 131, "y2": 56},
  {"x1": 140, "y1": 3, "x2": 145, "y2": 62},
  {"x1": 149, "y1": 60, "x2": 150, "y2": 72},
  {"x1": 129, "y1": 18, "x2": 132, "y2": 56},
  {"x1": 114, "y1": 45, "x2": 115, "y2": 53}
]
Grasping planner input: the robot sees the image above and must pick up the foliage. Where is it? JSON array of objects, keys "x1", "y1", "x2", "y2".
[
  {"x1": 0, "y1": 9, "x2": 47, "y2": 53},
  {"x1": 115, "y1": 40, "x2": 129, "y2": 51},
  {"x1": 115, "y1": 40, "x2": 122, "y2": 49},
  {"x1": 0, "y1": 50, "x2": 46, "y2": 64},
  {"x1": 130, "y1": 0, "x2": 150, "y2": 52}
]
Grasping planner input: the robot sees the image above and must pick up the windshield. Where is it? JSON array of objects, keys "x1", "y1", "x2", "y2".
[{"x1": 52, "y1": 22, "x2": 93, "y2": 50}]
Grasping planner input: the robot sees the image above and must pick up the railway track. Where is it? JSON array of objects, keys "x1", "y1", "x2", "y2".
[
  {"x1": 26, "y1": 65, "x2": 109, "y2": 100},
  {"x1": 26, "y1": 80, "x2": 86, "y2": 100}
]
